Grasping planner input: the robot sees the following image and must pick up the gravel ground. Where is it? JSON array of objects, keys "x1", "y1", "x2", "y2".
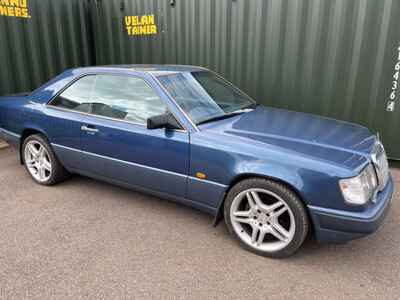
[{"x1": 0, "y1": 147, "x2": 399, "y2": 299}]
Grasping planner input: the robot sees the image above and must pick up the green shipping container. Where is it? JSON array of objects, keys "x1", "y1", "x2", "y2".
[
  {"x1": 90, "y1": 0, "x2": 400, "y2": 159},
  {"x1": 0, "y1": 0, "x2": 94, "y2": 96},
  {"x1": 1, "y1": 0, "x2": 399, "y2": 159}
]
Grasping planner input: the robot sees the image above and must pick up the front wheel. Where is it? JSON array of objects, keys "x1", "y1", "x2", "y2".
[
  {"x1": 224, "y1": 178, "x2": 309, "y2": 258},
  {"x1": 22, "y1": 134, "x2": 69, "y2": 186}
]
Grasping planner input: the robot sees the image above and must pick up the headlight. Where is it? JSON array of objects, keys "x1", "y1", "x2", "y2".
[{"x1": 339, "y1": 164, "x2": 378, "y2": 205}]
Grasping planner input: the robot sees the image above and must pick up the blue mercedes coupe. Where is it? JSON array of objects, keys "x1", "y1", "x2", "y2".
[{"x1": 0, "y1": 65, "x2": 394, "y2": 257}]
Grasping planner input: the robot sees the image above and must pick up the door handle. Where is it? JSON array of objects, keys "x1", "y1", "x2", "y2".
[{"x1": 81, "y1": 125, "x2": 99, "y2": 133}]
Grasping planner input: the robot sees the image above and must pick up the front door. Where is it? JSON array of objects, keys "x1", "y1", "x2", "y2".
[
  {"x1": 79, "y1": 74, "x2": 189, "y2": 198},
  {"x1": 45, "y1": 75, "x2": 96, "y2": 170}
]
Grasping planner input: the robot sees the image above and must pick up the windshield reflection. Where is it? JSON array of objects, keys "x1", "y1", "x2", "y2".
[{"x1": 157, "y1": 71, "x2": 256, "y2": 125}]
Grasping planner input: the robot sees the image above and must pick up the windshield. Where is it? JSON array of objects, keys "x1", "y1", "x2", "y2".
[{"x1": 156, "y1": 71, "x2": 256, "y2": 125}]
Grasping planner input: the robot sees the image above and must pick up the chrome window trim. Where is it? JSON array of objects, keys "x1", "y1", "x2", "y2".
[
  {"x1": 45, "y1": 73, "x2": 188, "y2": 133},
  {"x1": 51, "y1": 143, "x2": 227, "y2": 188}
]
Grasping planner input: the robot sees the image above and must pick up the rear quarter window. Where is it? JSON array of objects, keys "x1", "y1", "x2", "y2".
[{"x1": 50, "y1": 76, "x2": 95, "y2": 113}]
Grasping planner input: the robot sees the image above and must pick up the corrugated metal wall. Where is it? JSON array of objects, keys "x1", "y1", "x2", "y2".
[
  {"x1": 1, "y1": 0, "x2": 399, "y2": 158},
  {"x1": 0, "y1": 0, "x2": 94, "y2": 96},
  {"x1": 91, "y1": 0, "x2": 400, "y2": 159}
]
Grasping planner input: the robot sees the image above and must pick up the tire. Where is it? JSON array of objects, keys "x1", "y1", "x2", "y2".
[
  {"x1": 224, "y1": 178, "x2": 309, "y2": 258},
  {"x1": 22, "y1": 134, "x2": 70, "y2": 186}
]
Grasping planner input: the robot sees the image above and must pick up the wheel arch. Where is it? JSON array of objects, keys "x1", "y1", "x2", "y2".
[
  {"x1": 19, "y1": 127, "x2": 48, "y2": 164},
  {"x1": 213, "y1": 172, "x2": 310, "y2": 227}
]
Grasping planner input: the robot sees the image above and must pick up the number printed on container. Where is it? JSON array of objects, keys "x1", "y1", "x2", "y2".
[{"x1": 387, "y1": 45, "x2": 400, "y2": 112}]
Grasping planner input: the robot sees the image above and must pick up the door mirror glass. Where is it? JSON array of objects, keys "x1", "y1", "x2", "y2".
[{"x1": 147, "y1": 113, "x2": 181, "y2": 130}]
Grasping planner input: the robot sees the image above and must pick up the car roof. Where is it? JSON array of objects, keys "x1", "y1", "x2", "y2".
[{"x1": 72, "y1": 64, "x2": 208, "y2": 75}]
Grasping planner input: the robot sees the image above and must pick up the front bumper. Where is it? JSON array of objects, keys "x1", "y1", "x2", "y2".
[{"x1": 308, "y1": 175, "x2": 394, "y2": 244}]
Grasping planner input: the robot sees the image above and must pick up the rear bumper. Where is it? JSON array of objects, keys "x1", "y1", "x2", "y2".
[{"x1": 308, "y1": 175, "x2": 394, "y2": 244}]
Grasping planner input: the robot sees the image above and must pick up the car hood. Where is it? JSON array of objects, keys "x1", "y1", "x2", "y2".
[{"x1": 199, "y1": 106, "x2": 376, "y2": 171}]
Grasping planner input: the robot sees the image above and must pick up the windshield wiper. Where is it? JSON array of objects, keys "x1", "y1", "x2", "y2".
[
  {"x1": 196, "y1": 103, "x2": 258, "y2": 126},
  {"x1": 246, "y1": 102, "x2": 259, "y2": 109},
  {"x1": 197, "y1": 110, "x2": 246, "y2": 125}
]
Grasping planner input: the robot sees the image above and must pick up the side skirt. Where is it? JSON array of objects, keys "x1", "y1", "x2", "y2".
[{"x1": 68, "y1": 167, "x2": 218, "y2": 216}]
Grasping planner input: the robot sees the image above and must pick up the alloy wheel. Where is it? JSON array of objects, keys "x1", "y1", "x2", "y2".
[
  {"x1": 24, "y1": 140, "x2": 52, "y2": 182},
  {"x1": 230, "y1": 188, "x2": 296, "y2": 252}
]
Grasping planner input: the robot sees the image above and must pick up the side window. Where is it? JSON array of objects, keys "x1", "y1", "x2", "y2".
[
  {"x1": 90, "y1": 75, "x2": 168, "y2": 124},
  {"x1": 51, "y1": 76, "x2": 95, "y2": 113}
]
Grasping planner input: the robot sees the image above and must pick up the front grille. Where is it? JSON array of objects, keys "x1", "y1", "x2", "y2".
[{"x1": 372, "y1": 141, "x2": 389, "y2": 191}]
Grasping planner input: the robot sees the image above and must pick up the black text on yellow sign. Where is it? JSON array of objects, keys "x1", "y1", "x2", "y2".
[
  {"x1": 125, "y1": 14, "x2": 158, "y2": 36},
  {"x1": 0, "y1": 0, "x2": 31, "y2": 18}
]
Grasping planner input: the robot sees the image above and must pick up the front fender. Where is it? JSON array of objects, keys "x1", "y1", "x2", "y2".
[
  {"x1": 212, "y1": 161, "x2": 307, "y2": 226},
  {"x1": 233, "y1": 158, "x2": 351, "y2": 211},
  {"x1": 212, "y1": 159, "x2": 346, "y2": 226},
  {"x1": 232, "y1": 161, "x2": 305, "y2": 197}
]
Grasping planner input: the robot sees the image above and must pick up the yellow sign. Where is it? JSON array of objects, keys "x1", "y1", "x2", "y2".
[
  {"x1": 0, "y1": 0, "x2": 31, "y2": 18},
  {"x1": 125, "y1": 14, "x2": 158, "y2": 36}
]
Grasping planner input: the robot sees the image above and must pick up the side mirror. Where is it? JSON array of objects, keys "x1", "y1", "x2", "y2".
[{"x1": 147, "y1": 112, "x2": 181, "y2": 130}]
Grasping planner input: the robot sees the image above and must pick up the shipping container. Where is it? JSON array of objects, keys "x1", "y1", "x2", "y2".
[
  {"x1": 1, "y1": 0, "x2": 399, "y2": 158},
  {"x1": 0, "y1": 0, "x2": 94, "y2": 96},
  {"x1": 90, "y1": 0, "x2": 400, "y2": 159}
]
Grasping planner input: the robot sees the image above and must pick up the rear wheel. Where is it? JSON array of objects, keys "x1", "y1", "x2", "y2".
[
  {"x1": 22, "y1": 134, "x2": 69, "y2": 186},
  {"x1": 224, "y1": 178, "x2": 309, "y2": 258}
]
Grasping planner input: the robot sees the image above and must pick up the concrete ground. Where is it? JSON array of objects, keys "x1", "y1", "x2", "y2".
[{"x1": 0, "y1": 147, "x2": 399, "y2": 299}]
